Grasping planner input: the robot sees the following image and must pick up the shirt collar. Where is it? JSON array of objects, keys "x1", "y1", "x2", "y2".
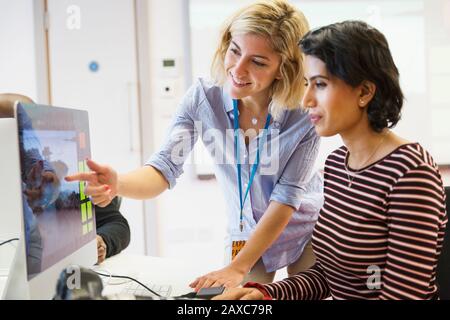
[
  {"x1": 221, "y1": 86, "x2": 286, "y2": 128},
  {"x1": 222, "y1": 86, "x2": 234, "y2": 114}
]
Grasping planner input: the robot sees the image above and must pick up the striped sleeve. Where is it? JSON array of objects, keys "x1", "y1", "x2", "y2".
[
  {"x1": 260, "y1": 262, "x2": 331, "y2": 300},
  {"x1": 381, "y1": 164, "x2": 447, "y2": 299}
]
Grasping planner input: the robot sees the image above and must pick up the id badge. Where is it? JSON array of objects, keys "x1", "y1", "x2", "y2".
[
  {"x1": 231, "y1": 240, "x2": 246, "y2": 260},
  {"x1": 224, "y1": 228, "x2": 252, "y2": 264},
  {"x1": 229, "y1": 230, "x2": 250, "y2": 261}
]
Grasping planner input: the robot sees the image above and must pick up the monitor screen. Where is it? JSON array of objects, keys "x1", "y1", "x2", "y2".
[{"x1": 16, "y1": 103, "x2": 96, "y2": 281}]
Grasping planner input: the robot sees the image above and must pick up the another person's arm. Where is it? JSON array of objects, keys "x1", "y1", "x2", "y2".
[
  {"x1": 213, "y1": 262, "x2": 331, "y2": 300},
  {"x1": 0, "y1": 93, "x2": 34, "y2": 117},
  {"x1": 95, "y1": 197, "x2": 131, "y2": 263}
]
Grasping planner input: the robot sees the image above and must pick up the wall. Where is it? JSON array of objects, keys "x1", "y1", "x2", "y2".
[
  {"x1": 0, "y1": 0, "x2": 39, "y2": 100},
  {"x1": 145, "y1": 0, "x2": 227, "y2": 269}
]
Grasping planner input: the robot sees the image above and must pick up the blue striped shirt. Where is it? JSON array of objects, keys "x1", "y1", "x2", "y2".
[{"x1": 146, "y1": 78, "x2": 323, "y2": 272}]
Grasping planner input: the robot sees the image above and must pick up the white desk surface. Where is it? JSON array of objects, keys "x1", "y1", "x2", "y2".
[
  {"x1": 0, "y1": 277, "x2": 6, "y2": 298},
  {"x1": 0, "y1": 253, "x2": 217, "y2": 299},
  {"x1": 95, "y1": 253, "x2": 213, "y2": 297}
]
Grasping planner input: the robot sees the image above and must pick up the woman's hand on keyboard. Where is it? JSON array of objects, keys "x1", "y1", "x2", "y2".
[
  {"x1": 212, "y1": 287, "x2": 265, "y2": 300},
  {"x1": 189, "y1": 265, "x2": 245, "y2": 292}
]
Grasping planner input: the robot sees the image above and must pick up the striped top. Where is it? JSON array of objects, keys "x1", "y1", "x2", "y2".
[{"x1": 260, "y1": 143, "x2": 448, "y2": 300}]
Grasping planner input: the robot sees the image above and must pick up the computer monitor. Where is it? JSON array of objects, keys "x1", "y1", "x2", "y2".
[{"x1": 1, "y1": 102, "x2": 97, "y2": 300}]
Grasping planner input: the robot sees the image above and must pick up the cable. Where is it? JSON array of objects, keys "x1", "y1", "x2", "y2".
[
  {"x1": 0, "y1": 238, "x2": 19, "y2": 247},
  {"x1": 93, "y1": 271, "x2": 162, "y2": 297}
]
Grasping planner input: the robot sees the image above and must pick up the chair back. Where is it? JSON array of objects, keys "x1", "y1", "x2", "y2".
[{"x1": 437, "y1": 187, "x2": 450, "y2": 299}]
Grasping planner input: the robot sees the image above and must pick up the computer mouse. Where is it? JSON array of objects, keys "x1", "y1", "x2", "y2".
[{"x1": 54, "y1": 266, "x2": 104, "y2": 300}]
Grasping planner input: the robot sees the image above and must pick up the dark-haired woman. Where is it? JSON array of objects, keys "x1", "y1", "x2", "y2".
[{"x1": 215, "y1": 20, "x2": 448, "y2": 300}]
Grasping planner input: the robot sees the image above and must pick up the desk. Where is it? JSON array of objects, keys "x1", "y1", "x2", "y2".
[
  {"x1": 96, "y1": 253, "x2": 213, "y2": 297},
  {"x1": 0, "y1": 253, "x2": 214, "y2": 299},
  {"x1": 0, "y1": 277, "x2": 6, "y2": 298}
]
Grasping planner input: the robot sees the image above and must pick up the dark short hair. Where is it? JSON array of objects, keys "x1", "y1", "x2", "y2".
[{"x1": 299, "y1": 20, "x2": 403, "y2": 132}]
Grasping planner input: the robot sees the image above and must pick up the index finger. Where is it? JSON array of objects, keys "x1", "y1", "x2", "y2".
[
  {"x1": 86, "y1": 159, "x2": 109, "y2": 174},
  {"x1": 196, "y1": 277, "x2": 215, "y2": 292},
  {"x1": 189, "y1": 278, "x2": 200, "y2": 288},
  {"x1": 65, "y1": 172, "x2": 97, "y2": 183}
]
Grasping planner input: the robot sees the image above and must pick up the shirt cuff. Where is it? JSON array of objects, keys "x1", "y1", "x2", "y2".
[
  {"x1": 243, "y1": 282, "x2": 273, "y2": 300},
  {"x1": 269, "y1": 191, "x2": 302, "y2": 211},
  {"x1": 145, "y1": 154, "x2": 178, "y2": 189}
]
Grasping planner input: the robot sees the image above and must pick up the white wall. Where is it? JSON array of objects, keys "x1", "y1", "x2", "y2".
[
  {"x1": 145, "y1": 0, "x2": 226, "y2": 270},
  {"x1": 1, "y1": 0, "x2": 148, "y2": 255},
  {"x1": 45, "y1": 0, "x2": 146, "y2": 255},
  {"x1": 0, "y1": 0, "x2": 39, "y2": 100}
]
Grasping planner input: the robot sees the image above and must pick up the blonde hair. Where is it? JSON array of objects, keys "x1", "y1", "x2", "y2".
[{"x1": 211, "y1": 0, "x2": 309, "y2": 118}]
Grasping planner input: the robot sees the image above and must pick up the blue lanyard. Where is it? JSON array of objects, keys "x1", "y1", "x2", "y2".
[{"x1": 233, "y1": 99, "x2": 271, "y2": 232}]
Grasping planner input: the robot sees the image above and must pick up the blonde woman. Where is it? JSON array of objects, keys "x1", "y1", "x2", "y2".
[{"x1": 67, "y1": 0, "x2": 322, "y2": 291}]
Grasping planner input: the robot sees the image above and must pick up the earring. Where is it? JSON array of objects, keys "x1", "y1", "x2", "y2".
[{"x1": 359, "y1": 99, "x2": 365, "y2": 106}]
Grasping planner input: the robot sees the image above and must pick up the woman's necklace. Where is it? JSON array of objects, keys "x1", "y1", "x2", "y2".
[
  {"x1": 249, "y1": 112, "x2": 267, "y2": 126},
  {"x1": 345, "y1": 131, "x2": 390, "y2": 188},
  {"x1": 241, "y1": 100, "x2": 270, "y2": 126}
]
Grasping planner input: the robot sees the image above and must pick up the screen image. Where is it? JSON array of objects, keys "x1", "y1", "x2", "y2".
[{"x1": 16, "y1": 104, "x2": 95, "y2": 280}]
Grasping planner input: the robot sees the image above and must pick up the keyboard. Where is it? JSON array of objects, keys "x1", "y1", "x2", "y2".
[{"x1": 121, "y1": 281, "x2": 172, "y2": 298}]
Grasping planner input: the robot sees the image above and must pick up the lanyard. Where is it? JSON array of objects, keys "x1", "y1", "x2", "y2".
[{"x1": 233, "y1": 99, "x2": 271, "y2": 232}]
